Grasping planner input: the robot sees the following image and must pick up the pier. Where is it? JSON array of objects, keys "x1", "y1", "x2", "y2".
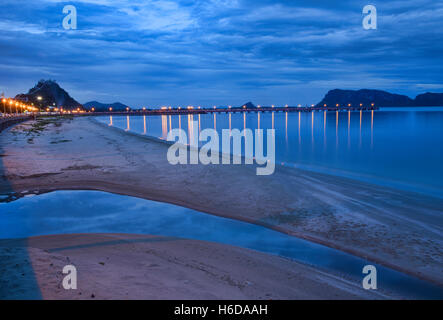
[
  {"x1": 1, "y1": 100, "x2": 378, "y2": 119},
  {"x1": 82, "y1": 105, "x2": 378, "y2": 117}
]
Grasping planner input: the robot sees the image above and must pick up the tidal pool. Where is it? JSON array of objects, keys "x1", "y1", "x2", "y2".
[{"x1": 0, "y1": 190, "x2": 441, "y2": 299}]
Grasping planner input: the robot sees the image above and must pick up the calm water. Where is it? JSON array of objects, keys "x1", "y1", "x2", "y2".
[
  {"x1": 0, "y1": 190, "x2": 442, "y2": 299},
  {"x1": 96, "y1": 107, "x2": 443, "y2": 198}
]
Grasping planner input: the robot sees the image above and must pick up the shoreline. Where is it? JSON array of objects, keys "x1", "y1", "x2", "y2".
[
  {"x1": 7, "y1": 182, "x2": 442, "y2": 289},
  {"x1": 0, "y1": 116, "x2": 32, "y2": 133},
  {"x1": 94, "y1": 116, "x2": 443, "y2": 200},
  {"x1": 0, "y1": 116, "x2": 442, "y2": 288},
  {"x1": 0, "y1": 233, "x2": 390, "y2": 300}
]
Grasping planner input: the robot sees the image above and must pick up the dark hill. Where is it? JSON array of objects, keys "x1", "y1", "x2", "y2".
[
  {"x1": 239, "y1": 102, "x2": 256, "y2": 109},
  {"x1": 15, "y1": 80, "x2": 83, "y2": 110},
  {"x1": 316, "y1": 89, "x2": 414, "y2": 107},
  {"x1": 83, "y1": 101, "x2": 130, "y2": 112},
  {"x1": 413, "y1": 92, "x2": 443, "y2": 106}
]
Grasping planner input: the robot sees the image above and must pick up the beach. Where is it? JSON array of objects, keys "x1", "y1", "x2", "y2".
[
  {"x1": 0, "y1": 116, "x2": 442, "y2": 296},
  {"x1": 0, "y1": 233, "x2": 388, "y2": 300}
]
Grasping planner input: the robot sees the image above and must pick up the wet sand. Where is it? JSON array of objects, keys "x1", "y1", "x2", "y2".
[
  {"x1": 0, "y1": 233, "x2": 389, "y2": 300},
  {"x1": 0, "y1": 116, "x2": 442, "y2": 287}
]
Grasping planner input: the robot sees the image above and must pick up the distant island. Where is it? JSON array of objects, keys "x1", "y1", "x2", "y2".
[
  {"x1": 316, "y1": 89, "x2": 443, "y2": 107},
  {"x1": 83, "y1": 101, "x2": 130, "y2": 112}
]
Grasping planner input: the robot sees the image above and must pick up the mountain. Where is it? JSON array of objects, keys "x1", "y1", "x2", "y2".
[
  {"x1": 15, "y1": 80, "x2": 83, "y2": 110},
  {"x1": 83, "y1": 101, "x2": 130, "y2": 112},
  {"x1": 239, "y1": 102, "x2": 257, "y2": 109},
  {"x1": 413, "y1": 92, "x2": 443, "y2": 106},
  {"x1": 316, "y1": 89, "x2": 414, "y2": 107},
  {"x1": 316, "y1": 89, "x2": 443, "y2": 107}
]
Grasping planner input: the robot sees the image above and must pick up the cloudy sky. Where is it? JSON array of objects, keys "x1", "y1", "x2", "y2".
[{"x1": 0, "y1": 0, "x2": 442, "y2": 107}]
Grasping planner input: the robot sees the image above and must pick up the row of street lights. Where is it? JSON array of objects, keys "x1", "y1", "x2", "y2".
[
  {"x1": 101, "y1": 103, "x2": 376, "y2": 113},
  {"x1": 1, "y1": 98, "x2": 40, "y2": 115}
]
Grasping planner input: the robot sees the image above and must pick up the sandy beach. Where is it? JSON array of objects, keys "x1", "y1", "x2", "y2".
[
  {"x1": 0, "y1": 233, "x2": 390, "y2": 300},
  {"x1": 0, "y1": 116, "x2": 442, "y2": 291}
]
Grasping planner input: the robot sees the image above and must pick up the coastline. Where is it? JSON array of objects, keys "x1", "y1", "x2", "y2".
[
  {"x1": 0, "y1": 233, "x2": 389, "y2": 300},
  {"x1": 94, "y1": 114, "x2": 443, "y2": 199},
  {"x1": 0, "y1": 116, "x2": 442, "y2": 287}
]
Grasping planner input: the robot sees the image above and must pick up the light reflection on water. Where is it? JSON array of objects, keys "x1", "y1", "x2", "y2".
[
  {"x1": 97, "y1": 108, "x2": 443, "y2": 197},
  {"x1": 1, "y1": 190, "x2": 442, "y2": 299}
]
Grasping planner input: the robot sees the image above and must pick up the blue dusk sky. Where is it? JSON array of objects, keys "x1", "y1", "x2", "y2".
[{"x1": 0, "y1": 0, "x2": 442, "y2": 107}]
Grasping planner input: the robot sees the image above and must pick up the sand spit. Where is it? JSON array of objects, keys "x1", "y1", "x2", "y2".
[{"x1": 0, "y1": 233, "x2": 389, "y2": 300}]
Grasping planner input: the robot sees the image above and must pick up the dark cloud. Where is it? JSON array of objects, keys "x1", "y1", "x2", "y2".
[{"x1": 0, "y1": 0, "x2": 442, "y2": 106}]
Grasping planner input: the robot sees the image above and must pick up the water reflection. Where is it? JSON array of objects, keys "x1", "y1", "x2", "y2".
[
  {"x1": 311, "y1": 112, "x2": 314, "y2": 146},
  {"x1": 336, "y1": 111, "x2": 339, "y2": 148},
  {"x1": 359, "y1": 111, "x2": 362, "y2": 148},
  {"x1": 348, "y1": 111, "x2": 351, "y2": 149},
  {"x1": 95, "y1": 109, "x2": 443, "y2": 196},
  {"x1": 126, "y1": 115, "x2": 130, "y2": 132},
  {"x1": 161, "y1": 115, "x2": 167, "y2": 139},
  {"x1": 297, "y1": 112, "x2": 300, "y2": 145},
  {"x1": 285, "y1": 112, "x2": 292, "y2": 144},
  {"x1": 272, "y1": 112, "x2": 275, "y2": 130},
  {"x1": 188, "y1": 114, "x2": 195, "y2": 145},
  {"x1": 257, "y1": 112, "x2": 260, "y2": 130},
  {"x1": 324, "y1": 111, "x2": 327, "y2": 131},
  {"x1": 2, "y1": 190, "x2": 442, "y2": 299},
  {"x1": 323, "y1": 111, "x2": 327, "y2": 150},
  {"x1": 371, "y1": 110, "x2": 374, "y2": 149}
]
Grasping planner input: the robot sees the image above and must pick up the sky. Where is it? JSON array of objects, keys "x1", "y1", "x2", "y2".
[{"x1": 0, "y1": 0, "x2": 442, "y2": 107}]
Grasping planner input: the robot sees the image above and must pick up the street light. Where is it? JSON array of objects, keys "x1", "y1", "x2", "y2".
[{"x1": 1, "y1": 98, "x2": 6, "y2": 114}]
